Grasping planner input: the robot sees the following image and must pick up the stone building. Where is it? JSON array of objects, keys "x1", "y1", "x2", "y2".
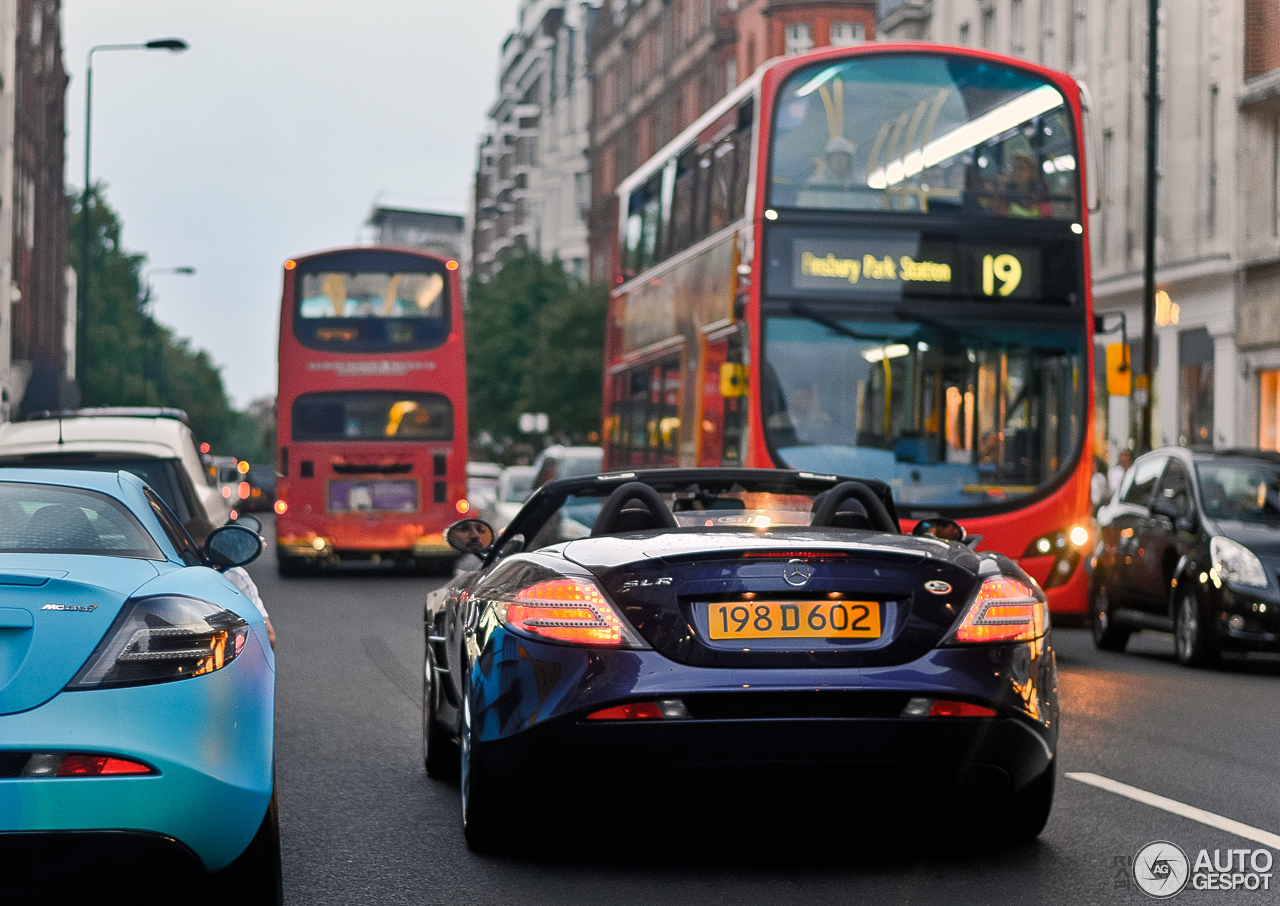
[
  {"x1": 588, "y1": 0, "x2": 877, "y2": 281},
  {"x1": 472, "y1": 0, "x2": 599, "y2": 282},
  {"x1": 878, "y1": 0, "x2": 1280, "y2": 456},
  {"x1": 365, "y1": 206, "x2": 465, "y2": 260}
]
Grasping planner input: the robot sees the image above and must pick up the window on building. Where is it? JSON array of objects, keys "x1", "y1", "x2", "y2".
[
  {"x1": 1207, "y1": 85, "x2": 1218, "y2": 238},
  {"x1": 1261, "y1": 370, "x2": 1280, "y2": 451},
  {"x1": 1178, "y1": 327, "x2": 1215, "y2": 447},
  {"x1": 1040, "y1": 0, "x2": 1056, "y2": 66},
  {"x1": 958, "y1": 22, "x2": 971, "y2": 46},
  {"x1": 725, "y1": 57, "x2": 738, "y2": 94},
  {"x1": 830, "y1": 21, "x2": 865, "y2": 47},
  {"x1": 785, "y1": 23, "x2": 813, "y2": 55},
  {"x1": 1068, "y1": 0, "x2": 1086, "y2": 67},
  {"x1": 981, "y1": 8, "x2": 996, "y2": 50},
  {"x1": 1103, "y1": 0, "x2": 1115, "y2": 56},
  {"x1": 1010, "y1": 0, "x2": 1025, "y2": 54}
]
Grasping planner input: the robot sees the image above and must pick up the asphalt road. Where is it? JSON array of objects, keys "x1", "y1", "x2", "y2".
[{"x1": 248, "y1": 520, "x2": 1280, "y2": 905}]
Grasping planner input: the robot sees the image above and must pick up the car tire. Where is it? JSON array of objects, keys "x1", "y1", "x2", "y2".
[
  {"x1": 460, "y1": 678, "x2": 507, "y2": 852},
  {"x1": 423, "y1": 648, "x2": 457, "y2": 780},
  {"x1": 1089, "y1": 582, "x2": 1130, "y2": 652},
  {"x1": 1174, "y1": 589, "x2": 1219, "y2": 668},
  {"x1": 1007, "y1": 760, "x2": 1055, "y2": 843},
  {"x1": 213, "y1": 788, "x2": 283, "y2": 904}
]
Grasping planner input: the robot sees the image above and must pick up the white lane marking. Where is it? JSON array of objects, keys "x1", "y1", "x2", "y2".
[{"x1": 1067, "y1": 772, "x2": 1280, "y2": 849}]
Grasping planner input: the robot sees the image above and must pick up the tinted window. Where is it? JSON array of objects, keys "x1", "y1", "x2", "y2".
[
  {"x1": 2, "y1": 457, "x2": 191, "y2": 524},
  {"x1": 1196, "y1": 460, "x2": 1280, "y2": 522},
  {"x1": 1121, "y1": 455, "x2": 1166, "y2": 506},
  {"x1": 0, "y1": 484, "x2": 162, "y2": 558},
  {"x1": 770, "y1": 54, "x2": 1079, "y2": 219},
  {"x1": 292, "y1": 392, "x2": 453, "y2": 442},
  {"x1": 1156, "y1": 459, "x2": 1194, "y2": 519}
]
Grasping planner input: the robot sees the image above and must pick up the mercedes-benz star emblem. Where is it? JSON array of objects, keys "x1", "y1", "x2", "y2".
[{"x1": 782, "y1": 560, "x2": 813, "y2": 587}]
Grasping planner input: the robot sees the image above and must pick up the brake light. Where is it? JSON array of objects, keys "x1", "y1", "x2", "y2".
[
  {"x1": 950, "y1": 576, "x2": 1047, "y2": 644},
  {"x1": 586, "y1": 702, "x2": 664, "y2": 720},
  {"x1": 238, "y1": 481, "x2": 250, "y2": 499},
  {"x1": 57, "y1": 755, "x2": 154, "y2": 776},
  {"x1": 928, "y1": 700, "x2": 997, "y2": 717},
  {"x1": 275, "y1": 500, "x2": 288, "y2": 515},
  {"x1": 498, "y1": 577, "x2": 647, "y2": 648}
]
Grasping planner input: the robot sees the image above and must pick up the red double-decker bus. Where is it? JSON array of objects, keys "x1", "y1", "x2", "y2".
[
  {"x1": 604, "y1": 44, "x2": 1098, "y2": 616},
  {"x1": 275, "y1": 247, "x2": 468, "y2": 575}
]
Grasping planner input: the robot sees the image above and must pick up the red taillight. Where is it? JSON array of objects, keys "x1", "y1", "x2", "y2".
[
  {"x1": 951, "y1": 576, "x2": 1047, "y2": 644},
  {"x1": 742, "y1": 551, "x2": 849, "y2": 559},
  {"x1": 928, "y1": 700, "x2": 997, "y2": 717},
  {"x1": 56, "y1": 755, "x2": 154, "y2": 777},
  {"x1": 238, "y1": 481, "x2": 251, "y2": 500},
  {"x1": 499, "y1": 577, "x2": 645, "y2": 648},
  {"x1": 586, "y1": 702, "x2": 665, "y2": 720},
  {"x1": 275, "y1": 500, "x2": 287, "y2": 515}
]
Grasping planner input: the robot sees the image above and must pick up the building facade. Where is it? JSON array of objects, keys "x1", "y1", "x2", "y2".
[
  {"x1": 587, "y1": 0, "x2": 877, "y2": 282},
  {"x1": 472, "y1": 0, "x2": 598, "y2": 282},
  {"x1": 878, "y1": 0, "x2": 1280, "y2": 459},
  {"x1": 365, "y1": 206, "x2": 465, "y2": 260}
]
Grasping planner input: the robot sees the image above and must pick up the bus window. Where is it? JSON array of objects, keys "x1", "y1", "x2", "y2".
[
  {"x1": 293, "y1": 264, "x2": 450, "y2": 352},
  {"x1": 292, "y1": 392, "x2": 454, "y2": 442},
  {"x1": 609, "y1": 353, "x2": 682, "y2": 467}
]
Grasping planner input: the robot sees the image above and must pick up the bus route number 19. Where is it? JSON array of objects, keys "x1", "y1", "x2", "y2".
[{"x1": 982, "y1": 253, "x2": 1022, "y2": 297}]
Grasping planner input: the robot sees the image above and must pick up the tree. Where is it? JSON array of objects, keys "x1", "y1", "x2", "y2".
[
  {"x1": 68, "y1": 185, "x2": 243, "y2": 449},
  {"x1": 466, "y1": 254, "x2": 607, "y2": 447}
]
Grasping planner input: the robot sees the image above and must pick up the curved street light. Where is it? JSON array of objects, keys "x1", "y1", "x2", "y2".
[{"x1": 76, "y1": 37, "x2": 189, "y2": 391}]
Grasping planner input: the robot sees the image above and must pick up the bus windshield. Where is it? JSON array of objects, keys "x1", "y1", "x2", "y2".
[
  {"x1": 762, "y1": 314, "x2": 1083, "y2": 510},
  {"x1": 770, "y1": 53, "x2": 1080, "y2": 219}
]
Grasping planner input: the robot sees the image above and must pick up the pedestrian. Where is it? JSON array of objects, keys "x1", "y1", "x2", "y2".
[
  {"x1": 1108, "y1": 449, "x2": 1132, "y2": 498},
  {"x1": 1090, "y1": 455, "x2": 1110, "y2": 511}
]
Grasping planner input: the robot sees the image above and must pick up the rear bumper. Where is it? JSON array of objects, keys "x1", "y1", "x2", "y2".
[
  {"x1": 0, "y1": 830, "x2": 204, "y2": 895},
  {"x1": 469, "y1": 630, "x2": 1059, "y2": 798},
  {"x1": 0, "y1": 633, "x2": 274, "y2": 874}
]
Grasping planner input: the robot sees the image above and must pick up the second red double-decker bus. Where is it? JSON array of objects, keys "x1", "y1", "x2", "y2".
[
  {"x1": 275, "y1": 247, "x2": 468, "y2": 575},
  {"x1": 604, "y1": 44, "x2": 1097, "y2": 615}
]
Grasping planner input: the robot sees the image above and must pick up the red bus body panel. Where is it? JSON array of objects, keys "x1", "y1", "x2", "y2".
[{"x1": 276, "y1": 247, "x2": 468, "y2": 564}]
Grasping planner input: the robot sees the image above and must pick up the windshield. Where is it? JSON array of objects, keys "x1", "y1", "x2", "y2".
[
  {"x1": 293, "y1": 257, "x2": 450, "y2": 352},
  {"x1": 0, "y1": 483, "x2": 162, "y2": 558},
  {"x1": 770, "y1": 54, "x2": 1079, "y2": 219},
  {"x1": 292, "y1": 392, "x2": 453, "y2": 442},
  {"x1": 502, "y1": 469, "x2": 535, "y2": 503},
  {"x1": 1197, "y1": 461, "x2": 1280, "y2": 522},
  {"x1": 762, "y1": 315, "x2": 1083, "y2": 511}
]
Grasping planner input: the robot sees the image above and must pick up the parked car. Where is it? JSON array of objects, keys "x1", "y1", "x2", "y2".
[
  {"x1": 0, "y1": 469, "x2": 278, "y2": 901},
  {"x1": 0, "y1": 408, "x2": 234, "y2": 536},
  {"x1": 1090, "y1": 447, "x2": 1280, "y2": 666},
  {"x1": 424, "y1": 468, "x2": 1058, "y2": 850},
  {"x1": 481, "y1": 465, "x2": 535, "y2": 533}
]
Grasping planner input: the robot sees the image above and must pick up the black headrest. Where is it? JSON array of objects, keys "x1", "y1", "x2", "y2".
[{"x1": 591, "y1": 482, "x2": 679, "y2": 537}]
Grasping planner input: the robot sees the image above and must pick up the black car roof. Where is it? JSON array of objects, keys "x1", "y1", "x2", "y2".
[{"x1": 533, "y1": 468, "x2": 900, "y2": 524}]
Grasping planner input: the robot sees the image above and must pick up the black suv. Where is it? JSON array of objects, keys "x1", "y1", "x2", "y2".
[{"x1": 1090, "y1": 447, "x2": 1280, "y2": 666}]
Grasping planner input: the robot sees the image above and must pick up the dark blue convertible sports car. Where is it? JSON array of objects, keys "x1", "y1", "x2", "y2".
[{"x1": 423, "y1": 469, "x2": 1058, "y2": 849}]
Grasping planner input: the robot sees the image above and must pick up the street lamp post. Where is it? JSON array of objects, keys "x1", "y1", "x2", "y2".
[
  {"x1": 139, "y1": 266, "x2": 196, "y2": 400},
  {"x1": 77, "y1": 37, "x2": 188, "y2": 393}
]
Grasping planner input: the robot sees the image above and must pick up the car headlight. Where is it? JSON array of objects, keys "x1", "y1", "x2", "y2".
[
  {"x1": 66, "y1": 595, "x2": 249, "y2": 690},
  {"x1": 1210, "y1": 536, "x2": 1268, "y2": 589}
]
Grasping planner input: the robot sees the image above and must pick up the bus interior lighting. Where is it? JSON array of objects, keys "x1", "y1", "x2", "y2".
[{"x1": 862, "y1": 344, "x2": 911, "y2": 363}]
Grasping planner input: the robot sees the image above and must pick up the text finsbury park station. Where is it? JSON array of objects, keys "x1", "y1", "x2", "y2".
[{"x1": 799, "y1": 251, "x2": 952, "y2": 286}]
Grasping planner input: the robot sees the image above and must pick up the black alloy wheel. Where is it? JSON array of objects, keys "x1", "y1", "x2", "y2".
[
  {"x1": 1174, "y1": 588, "x2": 1220, "y2": 668},
  {"x1": 422, "y1": 643, "x2": 456, "y2": 780},
  {"x1": 460, "y1": 676, "x2": 507, "y2": 852},
  {"x1": 1089, "y1": 582, "x2": 1130, "y2": 652}
]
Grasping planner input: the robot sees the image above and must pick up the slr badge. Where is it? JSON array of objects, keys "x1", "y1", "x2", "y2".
[
  {"x1": 924, "y1": 581, "x2": 952, "y2": 595},
  {"x1": 782, "y1": 560, "x2": 814, "y2": 587}
]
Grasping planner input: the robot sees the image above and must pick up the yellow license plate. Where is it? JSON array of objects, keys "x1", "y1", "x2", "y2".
[{"x1": 706, "y1": 600, "x2": 881, "y2": 640}]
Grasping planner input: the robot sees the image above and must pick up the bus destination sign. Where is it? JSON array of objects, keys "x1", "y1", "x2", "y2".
[{"x1": 777, "y1": 232, "x2": 1044, "y2": 303}]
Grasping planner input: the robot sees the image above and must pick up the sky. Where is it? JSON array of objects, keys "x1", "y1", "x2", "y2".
[{"x1": 63, "y1": 0, "x2": 520, "y2": 407}]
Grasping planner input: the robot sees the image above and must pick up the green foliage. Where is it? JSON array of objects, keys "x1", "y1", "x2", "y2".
[
  {"x1": 68, "y1": 185, "x2": 243, "y2": 450},
  {"x1": 466, "y1": 254, "x2": 607, "y2": 444}
]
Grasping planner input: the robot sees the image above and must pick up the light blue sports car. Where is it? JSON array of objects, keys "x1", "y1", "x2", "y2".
[{"x1": 0, "y1": 469, "x2": 278, "y2": 902}]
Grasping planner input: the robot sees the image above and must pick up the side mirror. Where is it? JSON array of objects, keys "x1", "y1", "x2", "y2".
[
  {"x1": 234, "y1": 514, "x2": 263, "y2": 534},
  {"x1": 445, "y1": 518, "x2": 495, "y2": 555},
  {"x1": 205, "y1": 524, "x2": 266, "y2": 570},
  {"x1": 912, "y1": 517, "x2": 966, "y2": 543}
]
